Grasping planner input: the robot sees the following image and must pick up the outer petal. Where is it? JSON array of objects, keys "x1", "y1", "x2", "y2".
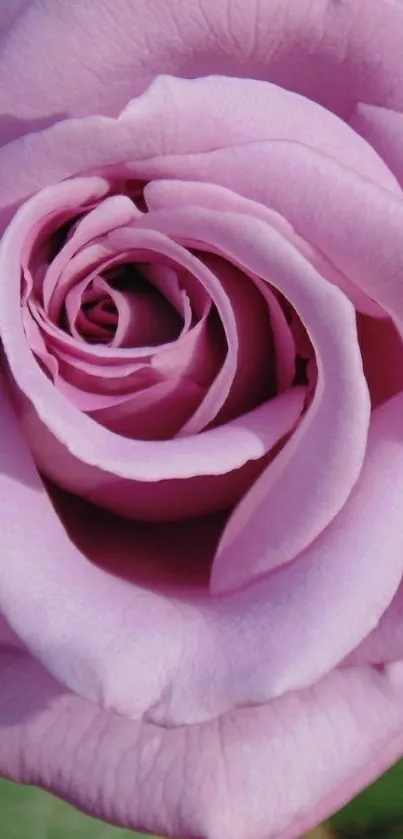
[
  {"x1": 118, "y1": 76, "x2": 398, "y2": 190},
  {"x1": 0, "y1": 377, "x2": 303, "y2": 723},
  {"x1": 147, "y1": 390, "x2": 403, "y2": 726},
  {"x1": 1, "y1": 0, "x2": 403, "y2": 139},
  {"x1": 1, "y1": 344, "x2": 403, "y2": 730},
  {"x1": 350, "y1": 103, "x2": 403, "y2": 186},
  {"x1": 145, "y1": 178, "x2": 386, "y2": 320},
  {"x1": 343, "y1": 583, "x2": 403, "y2": 668},
  {"x1": 1, "y1": 635, "x2": 403, "y2": 839},
  {"x1": 0, "y1": 0, "x2": 25, "y2": 40},
  {"x1": 133, "y1": 141, "x2": 403, "y2": 331},
  {"x1": 0, "y1": 70, "x2": 400, "y2": 231}
]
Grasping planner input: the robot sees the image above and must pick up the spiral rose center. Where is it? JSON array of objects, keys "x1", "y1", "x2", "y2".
[
  {"x1": 14, "y1": 182, "x2": 321, "y2": 483},
  {"x1": 62, "y1": 263, "x2": 183, "y2": 348}
]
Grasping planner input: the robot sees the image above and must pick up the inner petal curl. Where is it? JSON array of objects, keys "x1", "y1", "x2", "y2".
[{"x1": 19, "y1": 185, "x2": 295, "y2": 448}]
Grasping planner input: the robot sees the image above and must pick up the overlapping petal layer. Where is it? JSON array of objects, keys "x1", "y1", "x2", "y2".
[{"x1": 1, "y1": 5, "x2": 403, "y2": 837}]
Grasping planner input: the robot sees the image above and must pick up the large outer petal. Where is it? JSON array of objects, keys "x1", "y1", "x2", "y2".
[
  {"x1": 350, "y1": 103, "x2": 403, "y2": 186},
  {"x1": 1, "y1": 0, "x2": 403, "y2": 141},
  {"x1": 132, "y1": 141, "x2": 403, "y2": 331},
  {"x1": 0, "y1": 0, "x2": 25, "y2": 38},
  {"x1": 0, "y1": 69, "x2": 400, "y2": 232},
  {"x1": 145, "y1": 178, "x2": 386, "y2": 320},
  {"x1": 117, "y1": 76, "x2": 398, "y2": 190},
  {"x1": 343, "y1": 582, "x2": 403, "y2": 668},
  {"x1": 0, "y1": 373, "x2": 402, "y2": 729},
  {"x1": 1, "y1": 633, "x2": 403, "y2": 839}
]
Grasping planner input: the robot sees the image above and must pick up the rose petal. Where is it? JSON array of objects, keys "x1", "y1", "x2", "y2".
[
  {"x1": 47, "y1": 314, "x2": 218, "y2": 425},
  {"x1": 350, "y1": 103, "x2": 403, "y2": 186},
  {"x1": 0, "y1": 381, "x2": 192, "y2": 712},
  {"x1": 356, "y1": 313, "x2": 403, "y2": 408},
  {"x1": 49, "y1": 391, "x2": 403, "y2": 725},
  {"x1": 1, "y1": 185, "x2": 368, "y2": 537},
  {"x1": 134, "y1": 141, "x2": 403, "y2": 332},
  {"x1": 26, "y1": 188, "x2": 237, "y2": 427},
  {"x1": 34, "y1": 258, "x2": 213, "y2": 382},
  {"x1": 0, "y1": 179, "x2": 243, "y2": 477},
  {"x1": 21, "y1": 306, "x2": 59, "y2": 382},
  {"x1": 179, "y1": 253, "x2": 272, "y2": 432},
  {"x1": 343, "y1": 581, "x2": 403, "y2": 669},
  {"x1": 0, "y1": 0, "x2": 25, "y2": 40},
  {"x1": 132, "y1": 206, "x2": 370, "y2": 590},
  {"x1": 0, "y1": 613, "x2": 21, "y2": 648},
  {"x1": 41, "y1": 195, "x2": 140, "y2": 316},
  {"x1": 146, "y1": 181, "x2": 300, "y2": 391},
  {"x1": 0, "y1": 378, "x2": 301, "y2": 720},
  {"x1": 0, "y1": 375, "x2": 401, "y2": 731},
  {"x1": 257, "y1": 282, "x2": 296, "y2": 392},
  {"x1": 119, "y1": 75, "x2": 398, "y2": 190},
  {"x1": 14, "y1": 381, "x2": 304, "y2": 520},
  {"x1": 1, "y1": 0, "x2": 403, "y2": 138},
  {"x1": 94, "y1": 228, "x2": 240, "y2": 434},
  {"x1": 195, "y1": 391, "x2": 403, "y2": 726},
  {"x1": 1, "y1": 636, "x2": 403, "y2": 839},
  {"x1": 144, "y1": 178, "x2": 387, "y2": 320},
  {"x1": 87, "y1": 377, "x2": 205, "y2": 441},
  {"x1": 65, "y1": 274, "x2": 181, "y2": 348},
  {"x1": 23, "y1": 189, "x2": 216, "y2": 426},
  {"x1": 1, "y1": 64, "x2": 402, "y2": 231}
]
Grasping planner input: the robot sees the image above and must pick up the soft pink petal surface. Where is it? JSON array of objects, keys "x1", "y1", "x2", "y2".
[
  {"x1": 0, "y1": 370, "x2": 402, "y2": 728},
  {"x1": 344, "y1": 583, "x2": 403, "y2": 669},
  {"x1": 0, "y1": 68, "x2": 401, "y2": 232},
  {"x1": 133, "y1": 206, "x2": 370, "y2": 591},
  {"x1": 0, "y1": 0, "x2": 26, "y2": 38},
  {"x1": 350, "y1": 103, "x2": 403, "y2": 186},
  {"x1": 1, "y1": 632, "x2": 403, "y2": 839},
  {"x1": 118, "y1": 75, "x2": 398, "y2": 189},
  {"x1": 1, "y1": 0, "x2": 403, "y2": 141},
  {"x1": 135, "y1": 141, "x2": 403, "y2": 330},
  {"x1": 144, "y1": 179, "x2": 386, "y2": 320},
  {"x1": 13, "y1": 383, "x2": 304, "y2": 521},
  {"x1": 1, "y1": 4, "x2": 403, "y2": 836}
]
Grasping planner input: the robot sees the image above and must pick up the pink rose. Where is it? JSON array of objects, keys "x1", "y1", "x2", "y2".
[{"x1": 2, "y1": 1, "x2": 403, "y2": 837}]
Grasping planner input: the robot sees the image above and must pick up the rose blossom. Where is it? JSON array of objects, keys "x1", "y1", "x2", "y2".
[{"x1": 2, "y1": 1, "x2": 403, "y2": 838}]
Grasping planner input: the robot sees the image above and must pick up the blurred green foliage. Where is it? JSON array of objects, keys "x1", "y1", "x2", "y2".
[
  {"x1": 332, "y1": 759, "x2": 403, "y2": 836},
  {"x1": 0, "y1": 777, "x2": 149, "y2": 839}
]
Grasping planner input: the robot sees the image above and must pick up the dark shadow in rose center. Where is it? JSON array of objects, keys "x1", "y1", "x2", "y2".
[{"x1": 48, "y1": 481, "x2": 227, "y2": 594}]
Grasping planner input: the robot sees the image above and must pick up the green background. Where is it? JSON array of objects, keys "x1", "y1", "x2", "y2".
[{"x1": 1, "y1": 760, "x2": 403, "y2": 838}]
